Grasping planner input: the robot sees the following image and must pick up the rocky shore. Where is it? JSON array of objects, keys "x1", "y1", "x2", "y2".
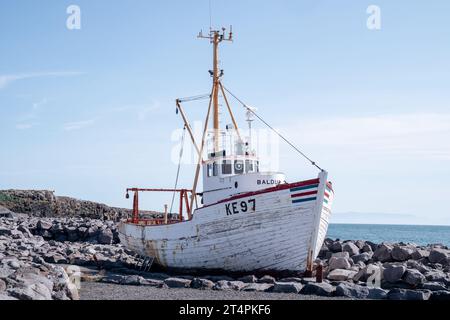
[
  {"x1": 1, "y1": 214, "x2": 449, "y2": 300},
  {"x1": 0, "y1": 190, "x2": 449, "y2": 301}
]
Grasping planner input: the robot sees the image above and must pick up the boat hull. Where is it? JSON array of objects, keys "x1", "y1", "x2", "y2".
[{"x1": 118, "y1": 172, "x2": 333, "y2": 273}]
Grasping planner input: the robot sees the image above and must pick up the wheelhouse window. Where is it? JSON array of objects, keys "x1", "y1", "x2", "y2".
[
  {"x1": 213, "y1": 162, "x2": 219, "y2": 176},
  {"x1": 245, "y1": 160, "x2": 254, "y2": 173},
  {"x1": 256, "y1": 161, "x2": 260, "y2": 173},
  {"x1": 234, "y1": 160, "x2": 244, "y2": 174},
  {"x1": 207, "y1": 164, "x2": 213, "y2": 177},
  {"x1": 222, "y1": 160, "x2": 232, "y2": 175}
]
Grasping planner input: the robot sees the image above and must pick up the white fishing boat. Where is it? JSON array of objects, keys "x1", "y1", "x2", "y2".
[{"x1": 118, "y1": 27, "x2": 334, "y2": 274}]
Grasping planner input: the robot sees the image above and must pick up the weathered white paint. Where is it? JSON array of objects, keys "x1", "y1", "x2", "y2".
[{"x1": 118, "y1": 171, "x2": 334, "y2": 272}]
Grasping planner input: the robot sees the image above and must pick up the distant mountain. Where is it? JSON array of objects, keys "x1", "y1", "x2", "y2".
[{"x1": 330, "y1": 212, "x2": 444, "y2": 226}]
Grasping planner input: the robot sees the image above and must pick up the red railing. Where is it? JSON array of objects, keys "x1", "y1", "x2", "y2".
[{"x1": 125, "y1": 188, "x2": 194, "y2": 225}]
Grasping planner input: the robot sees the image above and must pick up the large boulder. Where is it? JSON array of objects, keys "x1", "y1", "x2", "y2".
[
  {"x1": 411, "y1": 249, "x2": 430, "y2": 260},
  {"x1": 327, "y1": 269, "x2": 357, "y2": 281},
  {"x1": 329, "y1": 241, "x2": 343, "y2": 253},
  {"x1": 7, "y1": 283, "x2": 52, "y2": 300},
  {"x1": 428, "y1": 249, "x2": 448, "y2": 264},
  {"x1": 353, "y1": 264, "x2": 382, "y2": 283},
  {"x1": 335, "y1": 282, "x2": 370, "y2": 299},
  {"x1": 368, "y1": 288, "x2": 388, "y2": 300},
  {"x1": 421, "y1": 282, "x2": 448, "y2": 291},
  {"x1": 242, "y1": 283, "x2": 273, "y2": 292},
  {"x1": 343, "y1": 242, "x2": 360, "y2": 256},
  {"x1": 329, "y1": 257, "x2": 352, "y2": 270},
  {"x1": 352, "y1": 252, "x2": 373, "y2": 264},
  {"x1": 387, "y1": 288, "x2": 431, "y2": 301},
  {"x1": 300, "y1": 282, "x2": 335, "y2": 297},
  {"x1": 272, "y1": 282, "x2": 303, "y2": 294},
  {"x1": 37, "y1": 220, "x2": 53, "y2": 231},
  {"x1": 164, "y1": 277, "x2": 192, "y2": 288},
  {"x1": 213, "y1": 280, "x2": 246, "y2": 291},
  {"x1": 97, "y1": 228, "x2": 113, "y2": 245},
  {"x1": 190, "y1": 278, "x2": 215, "y2": 290},
  {"x1": 373, "y1": 244, "x2": 393, "y2": 262},
  {"x1": 383, "y1": 264, "x2": 406, "y2": 283},
  {"x1": 257, "y1": 275, "x2": 276, "y2": 284},
  {"x1": 403, "y1": 269, "x2": 426, "y2": 287},
  {"x1": 392, "y1": 246, "x2": 414, "y2": 262}
]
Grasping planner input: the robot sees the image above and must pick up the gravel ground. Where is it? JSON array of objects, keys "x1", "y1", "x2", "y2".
[{"x1": 80, "y1": 282, "x2": 349, "y2": 300}]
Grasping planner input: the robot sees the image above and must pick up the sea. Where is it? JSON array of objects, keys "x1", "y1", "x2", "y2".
[{"x1": 327, "y1": 224, "x2": 450, "y2": 247}]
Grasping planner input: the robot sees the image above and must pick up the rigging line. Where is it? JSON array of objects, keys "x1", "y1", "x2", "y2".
[
  {"x1": 170, "y1": 125, "x2": 187, "y2": 214},
  {"x1": 221, "y1": 85, "x2": 324, "y2": 172},
  {"x1": 178, "y1": 94, "x2": 211, "y2": 103}
]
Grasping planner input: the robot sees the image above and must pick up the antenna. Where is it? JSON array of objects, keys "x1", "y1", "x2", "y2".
[{"x1": 209, "y1": 0, "x2": 213, "y2": 31}]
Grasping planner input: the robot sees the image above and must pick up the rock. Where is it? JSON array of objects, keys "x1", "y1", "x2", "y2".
[
  {"x1": 242, "y1": 283, "x2": 273, "y2": 292},
  {"x1": 335, "y1": 282, "x2": 370, "y2": 299},
  {"x1": 0, "y1": 279, "x2": 6, "y2": 292},
  {"x1": 37, "y1": 220, "x2": 52, "y2": 230},
  {"x1": 411, "y1": 249, "x2": 430, "y2": 260},
  {"x1": 362, "y1": 244, "x2": 373, "y2": 253},
  {"x1": 213, "y1": 280, "x2": 246, "y2": 291},
  {"x1": 352, "y1": 252, "x2": 373, "y2": 264},
  {"x1": 272, "y1": 282, "x2": 303, "y2": 294},
  {"x1": 422, "y1": 282, "x2": 448, "y2": 291},
  {"x1": 300, "y1": 282, "x2": 335, "y2": 297},
  {"x1": 429, "y1": 249, "x2": 448, "y2": 264},
  {"x1": 0, "y1": 267, "x2": 15, "y2": 280},
  {"x1": 343, "y1": 242, "x2": 360, "y2": 256},
  {"x1": 327, "y1": 269, "x2": 357, "y2": 281},
  {"x1": 424, "y1": 270, "x2": 448, "y2": 283},
  {"x1": 52, "y1": 291, "x2": 70, "y2": 300},
  {"x1": 406, "y1": 260, "x2": 430, "y2": 274},
  {"x1": 329, "y1": 241, "x2": 343, "y2": 253},
  {"x1": 8, "y1": 283, "x2": 52, "y2": 300},
  {"x1": 190, "y1": 278, "x2": 215, "y2": 290},
  {"x1": 0, "y1": 227, "x2": 12, "y2": 236},
  {"x1": 257, "y1": 275, "x2": 276, "y2": 284},
  {"x1": 368, "y1": 288, "x2": 388, "y2": 300},
  {"x1": 430, "y1": 290, "x2": 450, "y2": 301},
  {"x1": 329, "y1": 257, "x2": 352, "y2": 270},
  {"x1": 403, "y1": 269, "x2": 426, "y2": 287},
  {"x1": 121, "y1": 275, "x2": 146, "y2": 286},
  {"x1": 353, "y1": 264, "x2": 382, "y2": 283},
  {"x1": 383, "y1": 264, "x2": 406, "y2": 283},
  {"x1": 237, "y1": 275, "x2": 257, "y2": 283},
  {"x1": 65, "y1": 226, "x2": 79, "y2": 242},
  {"x1": 387, "y1": 288, "x2": 431, "y2": 301},
  {"x1": 373, "y1": 244, "x2": 393, "y2": 262},
  {"x1": 163, "y1": 277, "x2": 192, "y2": 288},
  {"x1": 392, "y1": 246, "x2": 414, "y2": 262},
  {"x1": 278, "y1": 277, "x2": 303, "y2": 283},
  {"x1": 97, "y1": 228, "x2": 113, "y2": 245},
  {"x1": 331, "y1": 252, "x2": 350, "y2": 259}
]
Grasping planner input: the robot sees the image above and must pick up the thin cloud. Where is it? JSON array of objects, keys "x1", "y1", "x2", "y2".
[
  {"x1": 282, "y1": 113, "x2": 450, "y2": 161},
  {"x1": 16, "y1": 123, "x2": 37, "y2": 130},
  {"x1": 0, "y1": 71, "x2": 85, "y2": 89},
  {"x1": 63, "y1": 119, "x2": 95, "y2": 131}
]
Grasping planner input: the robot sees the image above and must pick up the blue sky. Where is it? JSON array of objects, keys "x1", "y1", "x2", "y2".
[{"x1": 1, "y1": 1, "x2": 449, "y2": 225}]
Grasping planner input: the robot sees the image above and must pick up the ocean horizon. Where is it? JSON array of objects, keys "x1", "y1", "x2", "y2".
[{"x1": 327, "y1": 223, "x2": 450, "y2": 246}]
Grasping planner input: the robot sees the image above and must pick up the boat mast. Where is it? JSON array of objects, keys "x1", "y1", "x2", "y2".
[{"x1": 198, "y1": 27, "x2": 233, "y2": 152}]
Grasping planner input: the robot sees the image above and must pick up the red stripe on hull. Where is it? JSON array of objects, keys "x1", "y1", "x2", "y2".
[{"x1": 291, "y1": 190, "x2": 318, "y2": 198}]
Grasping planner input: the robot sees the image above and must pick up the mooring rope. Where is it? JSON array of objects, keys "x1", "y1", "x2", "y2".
[{"x1": 222, "y1": 85, "x2": 324, "y2": 172}]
